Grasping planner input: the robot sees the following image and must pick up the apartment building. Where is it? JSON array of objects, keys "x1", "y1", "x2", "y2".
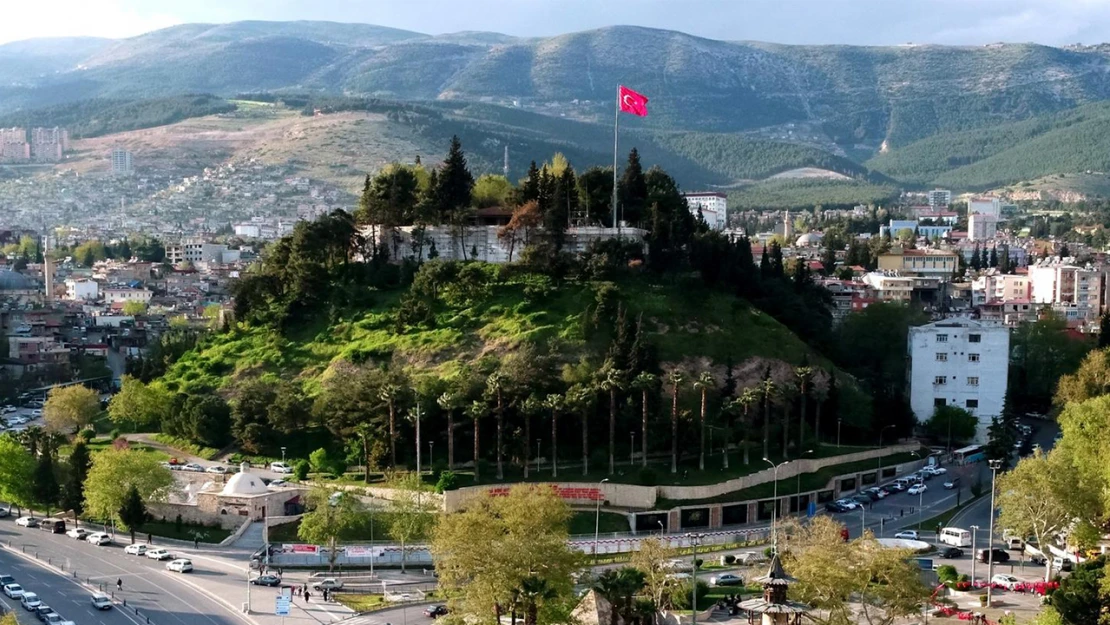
[
  {"x1": 877, "y1": 248, "x2": 960, "y2": 278},
  {"x1": 682, "y1": 192, "x2": 727, "y2": 230}
]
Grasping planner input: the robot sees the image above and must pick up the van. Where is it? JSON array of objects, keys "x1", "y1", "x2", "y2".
[
  {"x1": 1053, "y1": 556, "x2": 1073, "y2": 572},
  {"x1": 939, "y1": 527, "x2": 972, "y2": 548},
  {"x1": 38, "y1": 518, "x2": 65, "y2": 534},
  {"x1": 1006, "y1": 536, "x2": 1024, "y2": 550},
  {"x1": 269, "y1": 462, "x2": 293, "y2": 474},
  {"x1": 893, "y1": 477, "x2": 912, "y2": 489}
]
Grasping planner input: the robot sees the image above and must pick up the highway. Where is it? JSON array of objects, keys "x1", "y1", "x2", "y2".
[{"x1": 0, "y1": 545, "x2": 141, "y2": 625}]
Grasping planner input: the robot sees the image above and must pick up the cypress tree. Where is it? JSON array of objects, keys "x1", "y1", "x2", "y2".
[
  {"x1": 617, "y1": 148, "x2": 648, "y2": 226},
  {"x1": 522, "y1": 161, "x2": 541, "y2": 203},
  {"x1": 760, "y1": 245, "x2": 771, "y2": 279},
  {"x1": 1100, "y1": 313, "x2": 1110, "y2": 349},
  {"x1": 32, "y1": 453, "x2": 59, "y2": 510},
  {"x1": 989, "y1": 246, "x2": 998, "y2": 268},
  {"x1": 971, "y1": 243, "x2": 982, "y2": 270},
  {"x1": 435, "y1": 135, "x2": 475, "y2": 221},
  {"x1": 980, "y1": 247, "x2": 989, "y2": 269}
]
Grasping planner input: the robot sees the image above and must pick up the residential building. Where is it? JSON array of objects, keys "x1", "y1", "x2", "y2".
[
  {"x1": 1028, "y1": 259, "x2": 1106, "y2": 323},
  {"x1": 111, "y1": 148, "x2": 133, "y2": 175},
  {"x1": 967, "y1": 213, "x2": 1000, "y2": 241},
  {"x1": 927, "y1": 189, "x2": 952, "y2": 208},
  {"x1": 166, "y1": 239, "x2": 234, "y2": 264},
  {"x1": 907, "y1": 319, "x2": 1009, "y2": 443},
  {"x1": 971, "y1": 272, "x2": 1031, "y2": 305},
  {"x1": 8, "y1": 336, "x2": 70, "y2": 370},
  {"x1": 29, "y1": 127, "x2": 68, "y2": 162},
  {"x1": 968, "y1": 196, "x2": 1001, "y2": 218},
  {"x1": 877, "y1": 248, "x2": 960, "y2": 278},
  {"x1": 682, "y1": 192, "x2": 727, "y2": 230},
  {"x1": 64, "y1": 278, "x2": 99, "y2": 301},
  {"x1": 862, "y1": 272, "x2": 914, "y2": 303},
  {"x1": 978, "y1": 300, "x2": 1038, "y2": 327},
  {"x1": 917, "y1": 210, "x2": 959, "y2": 225},
  {"x1": 102, "y1": 288, "x2": 153, "y2": 304},
  {"x1": 884, "y1": 220, "x2": 952, "y2": 240}
]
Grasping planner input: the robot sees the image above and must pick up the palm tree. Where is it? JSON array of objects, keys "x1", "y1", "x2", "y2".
[
  {"x1": 759, "y1": 368, "x2": 776, "y2": 461},
  {"x1": 566, "y1": 384, "x2": 594, "y2": 476},
  {"x1": 19, "y1": 425, "x2": 44, "y2": 457},
  {"x1": 520, "y1": 395, "x2": 543, "y2": 479},
  {"x1": 693, "y1": 372, "x2": 715, "y2": 471},
  {"x1": 543, "y1": 394, "x2": 564, "y2": 477},
  {"x1": 464, "y1": 400, "x2": 485, "y2": 481},
  {"x1": 594, "y1": 567, "x2": 647, "y2": 625},
  {"x1": 795, "y1": 366, "x2": 813, "y2": 452},
  {"x1": 735, "y1": 388, "x2": 760, "y2": 465},
  {"x1": 600, "y1": 365, "x2": 626, "y2": 475},
  {"x1": 436, "y1": 391, "x2": 460, "y2": 469},
  {"x1": 519, "y1": 575, "x2": 559, "y2": 625},
  {"x1": 486, "y1": 371, "x2": 507, "y2": 480},
  {"x1": 667, "y1": 370, "x2": 685, "y2": 474},
  {"x1": 379, "y1": 382, "x2": 401, "y2": 467},
  {"x1": 630, "y1": 372, "x2": 657, "y2": 468}
]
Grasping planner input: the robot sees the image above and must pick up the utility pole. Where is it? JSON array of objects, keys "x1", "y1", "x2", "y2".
[
  {"x1": 688, "y1": 533, "x2": 702, "y2": 625},
  {"x1": 986, "y1": 459, "x2": 1002, "y2": 607},
  {"x1": 970, "y1": 525, "x2": 979, "y2": 586}
]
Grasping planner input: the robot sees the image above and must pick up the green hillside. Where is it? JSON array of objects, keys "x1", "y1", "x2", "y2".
[
  {"x1": 727, "y1": 178, "x2": 899, "y2": 210},
  {"x1": 0, "y1": 94, "x2": 235, "y2": 139}
]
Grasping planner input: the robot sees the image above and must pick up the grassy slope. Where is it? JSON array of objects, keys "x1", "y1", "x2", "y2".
[{"x1": 726, "y1": 178, "x2": 898, "y2": 210}]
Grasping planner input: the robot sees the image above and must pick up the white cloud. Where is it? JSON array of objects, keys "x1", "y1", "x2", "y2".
[{"x1": 0, "y1": 0, "x2": 182, "y2": 44}]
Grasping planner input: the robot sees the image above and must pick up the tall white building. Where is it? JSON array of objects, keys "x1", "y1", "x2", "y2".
[
  {"x1": 967, "y1": 213, "x2": 1000, "y2": 241},
  {"x1": 907, "y1": 319, "x2": 1009, "y2": 443},
  {"x1": 968, "y1": 196, "x2": 1001, "y2": 218},
  {"x1": 682, "y1": 192, "x2": 727, "y2": 230},
  {"x1": 111, "y1": 148, "x2": 133, "y2": 175},
  {"x1": 927, "y1": 189, "x2": 952, "y2": 209}
]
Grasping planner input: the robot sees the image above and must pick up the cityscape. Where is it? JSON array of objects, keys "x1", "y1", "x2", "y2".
[{"x1": 1, "y1": 4, "x2": 1109, "y2": 625}]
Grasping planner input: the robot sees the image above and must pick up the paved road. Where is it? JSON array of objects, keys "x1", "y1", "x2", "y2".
[{"x1": 0, "y1": 545, "x2": 141, "y2": 625}]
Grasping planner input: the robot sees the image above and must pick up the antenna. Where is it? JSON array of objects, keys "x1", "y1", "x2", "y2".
[{"x1": 503, "y1": 145, "x2": 509, "y2": 178}]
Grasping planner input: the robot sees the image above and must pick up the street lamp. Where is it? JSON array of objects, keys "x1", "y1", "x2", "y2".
[
  {"x1": 837, "y1": 419, "x2": 842, "y2": 448},
  {"x1": 657, "y1": 520, "x2": 665, "y2": 536},
  {"x1": 986, "y1": 459, "x2": 1002, "y2": 607},
  {"x1": 428, "y1": 440, "x2": 434, "y2": 466},
  {"x1": 970, "y1": 525, "x2": 980, "y2": 586},
  {"x1": 630, "y1": 432, "x2": 636, "y2": 466},
  {"x1": 280, "y1": 447, "x2": 286, "y2": 465},
  {"x1": 687, "y1": 533, "x2": 703, "y2": 625},
  {"x1": 536, "y1": 438, "x2": 542, "y2": 473},
  {"x1": 795, "y1": 449, "x2": 814, "y2": 515},
  {"x1": 763, "y1": 457, "x2": 790, "y2": 555},
  {"x1": 593, "y1": 478, "x2": 609, "y2": 564}
]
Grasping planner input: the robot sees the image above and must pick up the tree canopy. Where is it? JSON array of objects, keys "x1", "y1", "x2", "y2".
[
  {"x1": 43, "y1": 385, "x2": 101, "y2": 434},
  {"x1": 83, "y1": 449, "x2": 174, "y2": 523}
]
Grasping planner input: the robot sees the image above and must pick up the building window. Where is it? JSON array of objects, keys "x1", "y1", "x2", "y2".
[
  {"x1": 966, "y1": 399, "x2": 979, "y2": 409},
  {"x1": 936, "y1": 334, "x2": 948, "y2": 343},
  {"x1": 968, "y1": 353, "x2": 980, "y2": 362},
  {"x1": 934, "y1": 376, "x2": 947, "y2": 386},
  {"x1": 934, "y1": 398, "x2": 946, "y2": 408},
  {"x1": 936, "y1": 352, "x2": 948, "y2": 362},
  {"x1": 968, "y1": 334, "x2": 981, "y2": 343},
  {"x1": 967, "y1": 377, "x2": 979, "y2": 387}
]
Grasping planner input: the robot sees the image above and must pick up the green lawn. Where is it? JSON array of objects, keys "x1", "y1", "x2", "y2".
[
  {"x1": 152, "y1": 434, "x2": 220, "y2": 460},
  {"x1": 141, "y1": 520, "x2": 232, "y2": 544},
  {"x1": 569, "y1": 511, "x2": 630, "y2": 535}
]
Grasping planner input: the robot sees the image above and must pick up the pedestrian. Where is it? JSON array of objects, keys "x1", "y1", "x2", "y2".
[
  {"x1": 116, "y1": 578, "x2": 123, "y2": 591},
  {"x1": 147, "y1": 533, "x2": 152, "y2": 544},
  {"x1": 278, "y1": 567, "x2": 283, "y2": 576},
  {"x1": 305, "y1": 591, "x2": 311, "y2": 603},
  {"x1": 194, "y1": 537, "x2": 199, "y2": 549}
]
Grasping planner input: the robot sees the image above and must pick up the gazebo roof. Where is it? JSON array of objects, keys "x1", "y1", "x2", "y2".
[
  {"x1": 753, "y1": 554, "x2": 796, "y2": 586},
  {"x1": 571, "y1": 589, "x2": 614, "y2": 625}
]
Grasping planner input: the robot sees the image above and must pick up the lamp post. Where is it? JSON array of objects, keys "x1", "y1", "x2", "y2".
[
  {"x1": 536, "y1": 438, "x2": 542, "y2": 473},
  {"x1": 593, "y1": 478, "x2": 609, "y2": 564},
  {"x1": 428, "y1": 440, "x2": 434, "y2": 467},
  {"x1": 280, "y1": 447, "x2": 286, "y2": 465},
  {"x1": 970, "y1": 525, "x2": 980, "y2": 585},
  {"x1": 369, "y1": 499, "x2": 376, "y2": 579},
  {"x1": 630, "y1": 432, "x2": 636, "y2": 466},
  {"x1": 795, "y1": 449, "x2": 814, "y2": 515},
  {"x1": 763, "y1": 457, "x2": 790, "y2": 555},
  {"x1": 986, "y1": 459, "x2": 1002, "y2": 607},
  {"x1": 837, "y1": 419, "x2": 842, "y2": 448},
  {"x1": 687, "y1": 533, "x2": 703, "y2": 625},
  {"x1": 657, "y1": 520, "x2": 665, "y2": 537}
]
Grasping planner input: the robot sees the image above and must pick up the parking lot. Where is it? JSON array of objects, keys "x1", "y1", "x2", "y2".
[{"x1": 0, "y1": 401, "x2": 46, "y2": 433}]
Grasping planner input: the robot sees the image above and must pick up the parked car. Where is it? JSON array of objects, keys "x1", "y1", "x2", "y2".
[
  {"x1": 834, "y1": 498, "x2": 860, "y2": 510},
  {"x1": 90, "y1": 592, "x2": 112, "y2": 610},
  {"x1": 35, "y1": 605, "x2": 56, "y2": 621},
  {"x1": 943, "y1": 477, "x2": 961, "y2": 490},
  {"x1": 205, "y1": 465, "x2": 227, "y2": 474},
  {"x1": 269, "y1": 479, "x2": 287, "y2": 487},
  {"x1": 15, "y1": 516, "x2": 38, "y2": 527},
  {"x1": 65, "y1": 528, "x2": 88, "y2": 540},
  {"x1": 908, "y1": 483, "x2": 928, "y2": 496},
  {"x1": 3, "y1": 583, "x2": 25, "y2": 599},
  {"x1": 182, "y1": 463, "x2": 205, "y2": 473},
  {"x1": 977, "y1": 549, "x2": 1010, "y2": 564},
  {"x1": 851, "y1": 494, "x2": 872, "y2": 505},
  {"x1": 940, "y1": 547, "x2": 964, "y2": 559},
  {"x1": 887, "y1": 482, "x2": 907, "y2": 492},
  {"x1": 711, "y1": 573, "x2": 743, "y2": 586},
  {"x1": 423, "y1": 606, "x2": 449, "y2": 619},
  {"x1": 86, "y1": 532, "x2": 112, "y2": 546},
  {"x1": 124, "y1": 543, "x2": 148, "y2": 556},
  {"x1": 1053, "y1": 557, "x2": 1073, "y2": 572},
  {"x1": 251, "y1": 574, "x2": 281, "y2": 587},
  {"x1": 0, "y1": 507, "x2": 12, "y2": 518},
  {"x1": 43, "y1": 612, "x2": 73, "y2": 625},
  {"x1": 146, "y1": 548, "x2": 172, "y2": 560},
  {"x1": 166, "y1": 559, "x2": 193, "y2": 573},
  {"x1": 0, "y1": 575, "x2": 13, "y2": 587},
  {"x1": 311, "y1": 578, "x2": 343, "y2": 591},
  {"x1": 824, "y1": 501, "x2": 848, "y2": 513},
  {"x1": 894, "y1": 531, "x2": 920, "y2": 540},
  {"x1": 269, "y1": 462, "x2": 293, "y2": 474},
  {"x1": 21, "y1": 592, "x2": 42, "y2": 610},
  {"x1": 991, "y1": 574, "x2": 1020, "y2": 590}
]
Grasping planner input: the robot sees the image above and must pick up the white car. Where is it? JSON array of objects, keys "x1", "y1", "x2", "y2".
[
  {"x1": 30, "y1": 409, "x2": 42, "y2": 417},
  {"x1": 182, "y1": 463, "x2": 205, "y2": 473},
  {"x1": 165, "y1": 559, "x2": 193, "y2": 573},
  {"x1": 124, "y1": 543, "x2": 148, "y2": 556},
  {"x1": 894, "y1": 530, "x2": 919, "y2": 540},
  {"x1": 991, "y1": 574, "x2": 1020, "y2": 590},
  {"x1": 86, "y1": 532, "x2": 112, "y2": 546},
  {"x1": 269, "y1": 462, "x2": 293, "y2": 474},
  {"x1": 21, "y1": 592, "x2": 41, "y2": 610},
  {"x1": 3, "y1": 583, "x2": 25, "y2": 598},
  {"x1": 91, "y1": 592, "x2": 112, "y2": 610},
  {"x1": 15, "y1": 516, "x2": 38, "y2": 527},
  {"x1": 927, "y1": 466, "x2": 948, "y2": 475},
  {"x1": 834, "y1": 498, "x2": 860, "y2": 510},
  {"x1": 65, "y1": 528, "x2": 89, "y2": 540},
  {"x1": 270, "y1": 479, "x2": 287, "y2": 487},
  {"x1": 205, "y1": 465, "x2": 227, "y2": 474},
  {"x1": 908, "y1": 483, "x2": 928, "y2": 495},
  {"x1": 146, "y1": 548, "x2": 172, "y2": 561}
]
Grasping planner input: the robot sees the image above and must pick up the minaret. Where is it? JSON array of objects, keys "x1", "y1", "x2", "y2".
[
  {"x1": 42, "y1": 233, "x2": 54, "y2": 303},
  {"x1": 783, "y1": 210, "x2": 793, "y2": 242},
  {"x1": 503, "y1": 145, "x2": 509, "y2": 178}
]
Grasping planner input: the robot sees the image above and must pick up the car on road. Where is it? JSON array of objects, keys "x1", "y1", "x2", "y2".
[
  {"x1": 0, "y1": 507, "x2": 9, "y2": 518},
  {"x1": 833, "y1": 498, "x2": 860, "y2": 510},
  {"x1": 86, "y1": 532, "x2": 112, "y2": 546},
  {"x1": 65, "y1": 528, "x2": 88, "y2": 540},
  {"x1": 908, "y1": 483, "x2": 928, "y2": 495},
  {"x1": 311, "y1": 578, "x2": 343, "y2": 591},
  {"x1": 977, "y1": 548, "x2": 1011, "y2": 564},
  {"x1": 0, "y1": 575, "x2": 13, "y2": 587},
  {"x1": 21, "y1": 592, "x2": 42, "y2": 610},
  {"x1": 824, "y1": 501, "x2": 848, "y2": 513},
  {"x1": 943, "y1": 477, "x2": 960, "y2": 490},
  {"x1": 35, "y1": 605, "x2": 56, "y2": 621},
  {"x1": 30, "y1": 409, "x2": 41, "y2": 417},
  {"x1": 424, "y1": 605, "x2": 449, "y2": 619},
  {"x1": 90, "y1": 592, "x2": 112, "y2": 610},
  {"x1": 205, "y1": 465, "x2": 228, "y2": 474},
  {"x1": 146, "y1": 548, "x2": 172, "y2": 560},
  {"x1": 124, "y1": 543, "x2": 148, "y2": 556},
  {"x1": 166, "y1": 559, "x2": 193, "y2": 573},
  {"x1": 1053, "y1": 556, "x2": 1073, "y2": 572},
  {"x1": 710, "y1": 573, "x2": 743, "y2": 586},
  {"x1": 991, "y1": 574, "x2": 1020, "y2": 590},
  {"x1": 15, "y1": 516, "x2": 38, "y2": 527},
  {"x1": 251, "y1": 574, "x2": 281, "y2": 586},
  {"x1": 270, "y1": 479, "x2": 287, "y2": 487},
  {"x1": 182, "y1": 463, "x2": 205, "y2": 472},
  {"x1": 894, "y1": 531, "x2": 920, "y2": 540},
  {"x1": 269, "y1": 461, "x2": 293, "y2": 474},
  {"x1": 43, "y1": 612, "x2": 73, "y2": 625},
  {"x1": 3, "y1": 583, "x2": 25, "y2": 598},
  {"x1": 940, "y1": 547, "x2": 964, "y2": 559}
]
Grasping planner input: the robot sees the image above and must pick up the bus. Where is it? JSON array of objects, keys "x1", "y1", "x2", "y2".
[
  {"x1": 953, "y1": 444, "x2": 985, "y2": 464},
  {"x1": 939, "y1": 527, "x2": 972, "y2": 547}
]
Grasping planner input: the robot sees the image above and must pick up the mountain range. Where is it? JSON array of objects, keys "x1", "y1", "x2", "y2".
[{"x1": 5, "y1": 20, "x2": 1110, "y2": 201}]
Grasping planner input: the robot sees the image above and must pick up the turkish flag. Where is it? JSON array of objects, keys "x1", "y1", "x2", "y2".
[{"x1": 618, "y1": 85, "x2": 648, "y2": 117}]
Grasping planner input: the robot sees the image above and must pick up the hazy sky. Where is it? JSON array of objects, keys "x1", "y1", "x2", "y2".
[{"x1": 3, "y1": 0, "x2": 1110, "y2": 46}]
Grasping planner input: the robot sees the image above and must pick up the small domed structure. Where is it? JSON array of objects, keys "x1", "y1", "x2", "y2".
[
  {"x1": 0, "y1": 270, "x2": 37, "y2": 291},
  {"x1": 795, "y1": 232, "x2": 824, "y2": 247},
  {"x1": 220, "y1": 463, "x2": 269, "y2": 496}
]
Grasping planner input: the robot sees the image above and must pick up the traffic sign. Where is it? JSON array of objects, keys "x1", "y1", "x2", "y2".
[{"x1": 275, "y1": 598, "x2": 291, "y2": 616}]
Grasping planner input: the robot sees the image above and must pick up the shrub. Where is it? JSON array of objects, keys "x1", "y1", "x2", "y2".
[
  {"x1": 109, "y1": 428, "x2": 121, "y2": 440},
  {"x1": 435, "y1": 470, "x2": 458, "y2": 493},
  {"x1": 77, "y1": 428, "x2": 96, "y2": 442},
  {"x1": 764, "y1": 547, "x2": 775, "y2": 559},
  {"x1": 174, "y1": 514, "x2": 183, "y2": 533},
  {"x1": 667, "y1": 580, "x2": 710, "y2": 610},
  {"x1": 294, "y1": 460, "x2": 309, "y2": 481},
  {"x1": 937, "y1": 565, "x2": 958, "y2": 584},
  {"x1": 694, "y1": 558, "x2": 704, "y2": 570}
]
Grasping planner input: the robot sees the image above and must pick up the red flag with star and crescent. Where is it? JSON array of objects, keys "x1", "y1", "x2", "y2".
[{"x1": 618, "y1": 85, "x2": 648, "y2": 117}]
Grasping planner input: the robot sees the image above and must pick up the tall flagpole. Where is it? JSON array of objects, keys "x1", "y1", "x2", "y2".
[{"x1": 612, "y1": 85, "x2": 620, "y2": 231}]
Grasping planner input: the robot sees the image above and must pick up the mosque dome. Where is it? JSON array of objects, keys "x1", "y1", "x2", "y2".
[
  {"x1": 220, "y1": 463, "x2": 270, "y2": 496},
  {"x1": 0, "y1": 271, "x2": 37, "y2": 290}
]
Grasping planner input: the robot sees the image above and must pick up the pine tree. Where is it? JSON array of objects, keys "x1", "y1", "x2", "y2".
[
  {"x1": 522, "y1": 161, "x2": 541, "y2": 203},
  {"x1": 118, "y1": 485, "x2": 148, "y2": 544},
  {"x1": 760, "y1": 246, "x2": 771, "y2": 278},
  {"x1": 770, "y1": 241, "x2": 785, "y2": 278},
  {"x1": 436, "y1": 136, "x2": 475, "y2": 221},
  {"x1": 971, "y1": 243, "x2": 982, "y2": 270},
  {"x1": 981, "y1": 247, "x2": 989, "y2": 269},
  {"x1": 32, "y1": 453, "x2": 59, "y2": 511},
  {"x1": 989, "y1": 246, "x2": 998, "y2": 268},
  {"x1": 617, "y1": 148, "x2": 648, "y2": 226}
]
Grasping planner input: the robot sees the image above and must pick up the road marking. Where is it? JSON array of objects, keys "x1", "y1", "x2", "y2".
[{"x1": 157, "y1": 571, "x2": 254, "y2": 625}]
